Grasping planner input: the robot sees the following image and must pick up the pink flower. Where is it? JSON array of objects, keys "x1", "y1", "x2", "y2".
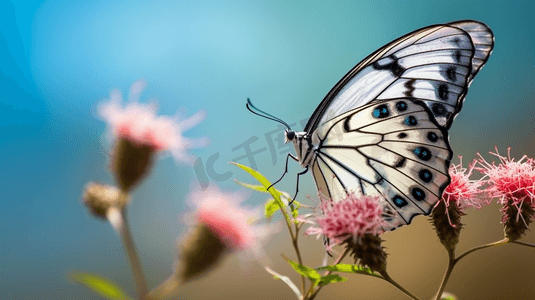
[
  {"x1": 186, "y1": 185, "x2": 271, "y2": 257},
  {"x1": 442, "y1": 157, "x2": 485, "y2": 210},
  {"x1": 305, "y1": 193, "x2": 385, "y2": 251},
  {"x1": 477, "y1": 147, "x2": 535, "y2": 207},
  {"x1": 98, "y1": 79, "x2": 208, "y2": 164},
  {"x1": 477, "y1": 147, "x2": 535, "y2": 240}
]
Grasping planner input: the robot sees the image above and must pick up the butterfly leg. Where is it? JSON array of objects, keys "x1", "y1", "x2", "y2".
[
  {"x1": 290, "y1": 167, "x2": 309, "y2": 203},
  {"x1": 267, "y1": 153, "x2": 299, "y2": 190}
]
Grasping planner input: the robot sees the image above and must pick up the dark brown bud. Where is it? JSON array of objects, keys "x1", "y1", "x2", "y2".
[
  {"x1": 111, "y1": 138, "x2": 155, "y2": 192},
  {"x1": 344, "y1": 234, "x2": 387, "y2": 274},
  {"x1": 431, "y1": 200, "x2": 464, "y2": 252},
  {"x1": 176, "y1": 223, "x2": 228, "y2": 283},
  {"x1": 502, "y1": 199, "x2": 535, "y2": 242}
]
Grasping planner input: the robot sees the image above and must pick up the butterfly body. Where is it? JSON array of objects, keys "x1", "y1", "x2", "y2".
[{"x1": 259, "y1": 20, "x2": 494, "y2": 231}]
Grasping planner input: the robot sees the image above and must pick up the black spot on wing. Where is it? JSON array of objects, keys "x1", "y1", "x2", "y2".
[
  {"x1": 404, "y1": 79, "x2": 416, "y2": 98},
  {"x1": 393, "y1": 195, "x2": 408, "y2": 208},
  {"x1": 372, "y1": 104, "x2": 390, "y2": 118},
  {"x1": 454, "y1": 50, "x2": 462, "y2": 62},
  {"x1": 431, "y1": 103, "x2": 447, "y2": 116},
  {"x1": 398, "y1": 132, "x2": 407, "y2": 139},
  {"x1": 414, "y1": 147, "x2": 432, "y2": 161},
  {"x1": 395, "y1": 157, "x2": 406, "y2": 168},
  {"x1": 427, "y1": 131, "x2": 438, "y2": 142},
  {"x1": 404, "y1": 116, "x2": 418, "y2": 126},
  {"x1": 438, "y1": 84, "x2": 449, "y2": 100},
  {"x1": 372, "y1": 55, "x2": 405, "y2": 76},
  {"x1": 418, "y1": 169, "x2": 433, "y2": 183},
  {"x1": 411, "y1": 187, "x2": 426, "y2": 201},
  {"x1": 396, "y1": 101, "x2": 408, "y2": 112},
  {"x1": 445, "y1": 66, "x2": 457, "y2": 82}
]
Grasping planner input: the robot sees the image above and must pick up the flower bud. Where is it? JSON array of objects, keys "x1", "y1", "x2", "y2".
[
  {"x1": 431, "y1": 200, "x2": 464, "y2": 252},
  {"x1": 111, "y1": 138, "x2": 155, "y2": 192},
  {"x1": 344, "y1": 234, "x2": 387, "y2": 274},
  {"x1": 502, "y1": 199, "x2": 535, "y2": 241},
  {"x1": 176, "y1": 223, "x2": 228, "y2": 283},
  {"x1": 82, "y1": 182, "x2": 125, "y2": 219}
]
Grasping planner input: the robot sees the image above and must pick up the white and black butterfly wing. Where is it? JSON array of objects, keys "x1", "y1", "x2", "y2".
[
  {"x1": 305, "y1": 20, "x2": 493, "y2": 230},
  {"x1": 305, "y1": 20, "x2": 493, "y2": 132},
  {"x1": 311, "y1": 99, "x2": 451, "y2": 230},
  {"x1": 449, "y1": 21, "x2": 494, "y2": 83}
]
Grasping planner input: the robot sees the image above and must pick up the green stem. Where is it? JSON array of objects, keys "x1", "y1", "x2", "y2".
[
  {"x1": 381, "y1": 271, "x2": 421, "y2": 300},
  {"x1": 117, "y1": 208, "x2": 148, "y2": 299},
  {"x1": 279, "y1": 192, "x2": 297, "y2": 237},
  {"x1": 307, "y1": 248, "x2": 350, "y2": 300},
  {"x1": 455, "y1": 238, "x2": 509, "y2": 263},
  {"x1": 292, "y1": 223, "x2": 306, "y2": 296},
  {"x1": 434, "y1": 249, "x2": 455, "y2": 300},
  {"x1": 434, "y1": 239, "x2": 509, "y2": 300}
]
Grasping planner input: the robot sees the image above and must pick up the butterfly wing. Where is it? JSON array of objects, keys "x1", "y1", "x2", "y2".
[
  {"x1": 305, "y1": 20, "x2": 493, "y2": 230},
  {"x1": 311, "y1": 99, "x2": 451, "y2": 230},
  {"x1": 304, "y1": 20, "x2": 494, "y2": 132}
]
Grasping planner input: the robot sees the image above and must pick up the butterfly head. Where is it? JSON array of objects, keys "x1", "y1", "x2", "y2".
[{"x1": 284, "y1": 129, "x2": 296, "y2": 143}]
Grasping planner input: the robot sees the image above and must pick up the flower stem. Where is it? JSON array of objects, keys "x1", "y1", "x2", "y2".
[
  {"x1": 380, "y1": 271, "x2": 420, "y2": 300},
  {"x1": 434, "y1": 239, "x2": 509, "y2": 300},
  {"x1": 454, "y1": 238, "x2": 508, "y2": 263},
  {"x1": 146, "y1": 275, "x2": 181, "y2": 300},
  {"x1": 434, "y1": 249, "x2": 455, "y2": 300},
  {"x1": 511, "y1": 240, "x2": 535, "y2": 248},
  {"x1": 292, "y1": 223, "x2": 306, "y2": 295},
  {"x1": 307, "y1": 248, "x2": 350, "y2": 300},
  {"x1": 111, "y1": 207, "x2": 148, "y2": 299}
]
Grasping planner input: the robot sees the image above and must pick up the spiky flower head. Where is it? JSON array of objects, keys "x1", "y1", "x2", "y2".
[
  {"x1": 431, "y1": 157, "x2": 485, "y2": 251},
  {"x1": 180, "y1": 185, "x2": 272, "y2": 278},
  {"x1": 98, "y1": 79, "x2": 208, "y2": 191},
  {"x1": 305, "y1": 193, "x2": 387, "y2": 273},
  {"x1": 476, "y1": 147, "x2": 535, "y2": 241}
]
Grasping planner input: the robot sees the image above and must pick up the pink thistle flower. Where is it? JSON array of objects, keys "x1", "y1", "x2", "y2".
[
  {"x1": 431, "y1": 157, "x2": 485, "y2": 251},
  {"x1": 186, "y1": 185, "x2": 272, "y2": 257},
  {"x1": 477, "y1": 147, "x2": 535, "y2": 206},
  {"x1": 443, "y1": 157, "x2": 485, "y2": 210},
  {"x1": 304, "y1": 193, "x2": 388, "y2": 273},
  {"x1": 98, "y1": 79, "x2": 208, "y2": 164},
  {"x1": 305, "y1": 193, "x2": 385, "y2": 251},
  {"x1": 476, "y1": 147, "x2": 535, "y2": 241},
  {"x1": 148, "y1": 186, "x2": 274, "y2": 298}
]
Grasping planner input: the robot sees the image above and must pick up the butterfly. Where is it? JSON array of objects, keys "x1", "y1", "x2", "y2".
[{"x1": 247, "y1": 20, "x2": 493, "y2": 231}]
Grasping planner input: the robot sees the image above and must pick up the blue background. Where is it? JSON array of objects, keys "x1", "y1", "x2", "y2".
[{"x1": 1, "y1": 0, "x2": 534, "y2": 299}]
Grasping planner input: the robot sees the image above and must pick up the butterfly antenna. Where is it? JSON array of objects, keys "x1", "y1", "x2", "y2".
[{"x1": 246, "y1": 98, "x2": 291, "y2": 130}]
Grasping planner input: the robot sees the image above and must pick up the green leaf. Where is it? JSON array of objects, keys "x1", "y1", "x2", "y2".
[
  {"x1": 318, "y1": 274, "x2": 347, "y2": 285},
  {"x1": 286, "y1": 258, "x2": 322, "y2": 284},
  {"x1": 291, "y1": 206, "x2": 299, "y2": 218},
  {"x1": 231, "y1": 162, "x2": 285, "y2": 209},
  {"x1": 265, "y1": 267, "x2": 302, "y2": 299},
  {"x1": 264, "y1": 198, "x2": 280, "y2": 218},
  {"x1": 69, "y1": 271, "x2": 131, "y2": 300},
  {"x1": 234, "y1": 179, "x2": 268, "y2": 192},
  {"x1": 316, "y1": 264, "x2": 381, "y2": 278}
]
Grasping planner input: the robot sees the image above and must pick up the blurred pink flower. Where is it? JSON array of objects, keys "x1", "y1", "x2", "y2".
[
  {"x1": 442, "y1": 157, "x2": 485, "y2": 210},
  {"x1": 98, "y1": 79, "x2": 208, "y2": 164},
  {"x1": 477, "y1": 147, "x2": 535, "y2": 207},
  {"x1": 186, "y1": 185, "x2": 272, "y2": 258},
  {"x1": 304, "y1": 193, "x2": 385, "y2": 251}
]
